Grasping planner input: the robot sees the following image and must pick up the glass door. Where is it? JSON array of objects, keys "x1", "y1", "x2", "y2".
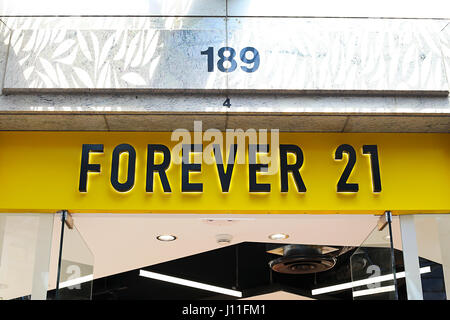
[
  {"x1": 350, "y1": 212, "x2": 397, "y2": 300},
  {"x1": 54, "y1": 211, "x2": 94, "y2": 300}
]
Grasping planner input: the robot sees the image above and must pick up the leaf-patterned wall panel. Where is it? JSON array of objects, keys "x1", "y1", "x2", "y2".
[
  {"x1": 440, "y1": 24, "x2": 450, "y2": 92},
  {"x1": 0, "y1": 0, "x2": 226, "y2": 17},
  {"x1": 0, "y1": 21, "x2": 12, "y2": 92},
  {"x1": 226, "y1": 18, "x2": 448, "y2": 91},
  {"x1": 2, "y1": 17, "x2": 449, "y2": 92},
  {"x1": 5, "y1": 28, "x2": 228, "y2": 90}
]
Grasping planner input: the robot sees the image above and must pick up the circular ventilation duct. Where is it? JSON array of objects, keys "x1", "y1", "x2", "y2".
[{"x1": 269, "y1": 244, "x2": 353, "y2": 275}]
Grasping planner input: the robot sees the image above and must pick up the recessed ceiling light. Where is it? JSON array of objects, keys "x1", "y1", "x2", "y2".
[
  {"x1": 216, "y1": 234, "x2": 232, "y2": 245},
  {"x1": 157, "y1": 235, "x2": 176, "y2": 241},
  {"x1": 269, "y1": 233, "x2": 289, "y2": 240}
]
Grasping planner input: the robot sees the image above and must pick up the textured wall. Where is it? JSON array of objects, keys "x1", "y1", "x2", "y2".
[
  {"x1": 440, "y1": 23, "x2": 450, "y2": 92},
  {"x1": 0, "y1": 20, "x2": 10, "y2": 94},
  {"x1": 0, "y1": 17, "x2": 449, "y2": 93},
  {"x1": 0, "y1": 16, "x2": 449, "y2": 133},
  {"x1": 0, "y1": 93, "x2": 448, "y2": 132},
  {"x1": 1, "y1": 0, "x2": 449, "y2": 18}
]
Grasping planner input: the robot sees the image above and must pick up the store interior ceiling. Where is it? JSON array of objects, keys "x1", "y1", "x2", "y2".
[
  {"x1": 45, "y1": 213, "x2": 406, "y2": 299},
  {"x1": 2, "y1": 213, "x2": 446, "y2": 299},
  {"x1": 48, "y1": 214, "x2": 399, "y2": 283}
]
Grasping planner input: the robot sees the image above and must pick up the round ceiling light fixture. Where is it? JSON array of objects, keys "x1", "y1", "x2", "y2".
[
  {"x1": 216, "y1": 234, "x2": 233, "y2": 245},
  {"x1": 269, "y1": 233, "x2": 289, "y2": 240},
  {"x1": 156, "y1": 234, "x2": 177, "y2": 241}
]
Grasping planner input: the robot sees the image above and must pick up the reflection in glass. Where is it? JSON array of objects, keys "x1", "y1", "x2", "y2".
[
  {"x1": 0, "y1": 213, "x2": 54, "y2": 300},
  {"x1": 54, "y1": 213, "x2": 94, "y2": 300},
  {"x1": 350, "y1": 217, "x2": 397, "y2": 300}
]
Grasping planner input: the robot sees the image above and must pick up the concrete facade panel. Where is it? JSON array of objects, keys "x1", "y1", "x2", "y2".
[
  {"x1": 1, "y1": 17, "x2": 448, "y2": 93},
  {"x1": 104, "y1": 114, "x2": 227, "y2": 131},
  {"x1": 227, "y1": 0, "x2": 450, "y2": 19},
  {"x1": 0, "y1": 114, "x2": 108, "y2": 130},
  {"x1": 344, "y1": 115, "x2": 450, "y2": 132},
  {"x1": 0, "y1": 0, "x2": 226, "y2": 16},
  {"x1": 0, "y1": 21, "x2": 10, "y2": 94},
  {"x1": 1, "y1": 93, "x2": 449, "y2": 115},
  {"x1": 226, "y1": 114, "x2": 348, "y2": 132}
]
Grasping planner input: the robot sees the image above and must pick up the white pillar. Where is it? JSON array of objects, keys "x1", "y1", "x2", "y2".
[
  {"x1": 437, "y1": 215, "x2": 450, "y2": 300},
  {"x1": 399, "y1": 215, "x2": 423, "y2": 300},
  {"x1": 0, "y1": 215, "x2": 6, "y2": 275},
  {"x1": 0, "y1": 215, "x2": 5, "y2": 264},
  {"x1": 0, "y1": 215, "x2": 6, "y2": 300},
  {"x1": 31, "y1": 214, "x2": 54, "y2": 300}
]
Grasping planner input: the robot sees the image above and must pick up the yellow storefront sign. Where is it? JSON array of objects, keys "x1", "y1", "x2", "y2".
[{"x1": 0, "y1": 132, "x2": 448, "y2": 214}]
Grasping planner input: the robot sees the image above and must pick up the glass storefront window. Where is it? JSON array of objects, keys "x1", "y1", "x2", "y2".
[
  {"x1": 0, "y1": 213, "x2": 54, "y2": 300},
  {"x1": 412, "y1": 214, "x2": 450, "y2": 300}
]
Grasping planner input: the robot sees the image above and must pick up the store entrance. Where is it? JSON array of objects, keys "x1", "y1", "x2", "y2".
[{"x1": 47, "y1": 212, "x2": 407, "y2": 300}]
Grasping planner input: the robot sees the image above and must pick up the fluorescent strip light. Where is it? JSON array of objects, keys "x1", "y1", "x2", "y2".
[
  {"x1": 312, "y1": 266, "x2": 431, "y2": 296},
  {"x1": 139, "y1": 270, "x2": 242, "y2": 298},
  {"x1": 59, "y1": 274, "x2": 94, "y2": 289},
  {"x1": 353, "y1": 285, "x2": 396, "y2": 298}
]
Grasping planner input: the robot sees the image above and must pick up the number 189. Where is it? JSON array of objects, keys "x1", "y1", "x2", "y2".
[{"x1": 201, "y1": 47, "x2": 260, "y2": 73}]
